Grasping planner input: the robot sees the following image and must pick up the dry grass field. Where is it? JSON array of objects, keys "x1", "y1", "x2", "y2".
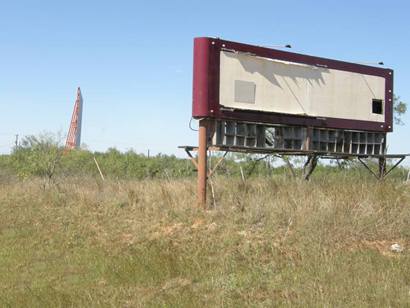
[{"x1": 1, "y1": 173, "x2": 410, "y2": 307}]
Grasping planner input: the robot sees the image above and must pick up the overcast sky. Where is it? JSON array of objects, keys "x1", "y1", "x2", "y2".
[{"x1": 0, "y1": 0, "x2": 409, "y2": 159}]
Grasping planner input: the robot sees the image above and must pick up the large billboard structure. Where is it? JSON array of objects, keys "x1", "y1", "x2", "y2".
[
  {"x1": 182, "y1": 37, "x2": 407, "y2": 207},
  {"x1": 193, "y1": 37, "x2": 393, "y2": 132},
  {"x1": 192, "y1": 37, "x2": 396, "y2": 156}
]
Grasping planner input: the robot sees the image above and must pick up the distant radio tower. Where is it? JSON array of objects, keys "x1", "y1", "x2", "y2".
[{"x1": 65, "y1": 87, "x2": 83, "y2": 150}]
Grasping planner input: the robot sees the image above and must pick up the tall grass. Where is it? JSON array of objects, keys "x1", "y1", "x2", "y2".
[{"x1": 1, "y1": 174, "x2": 410, "y2": 307}]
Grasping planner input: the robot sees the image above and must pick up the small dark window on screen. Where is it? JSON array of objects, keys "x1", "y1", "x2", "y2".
[{"x1": 372, "y1": 99, "x2": 383, "y2": 114}]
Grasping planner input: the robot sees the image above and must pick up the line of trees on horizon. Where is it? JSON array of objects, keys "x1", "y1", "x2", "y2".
[{"x1": 0, "y1": 96, "x2": 406, "y2": 184}]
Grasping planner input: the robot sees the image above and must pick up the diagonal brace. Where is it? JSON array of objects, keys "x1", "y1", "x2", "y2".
[
  {"x1": 358, "y1": 156, "x2": 405, "y2": 180},
  {"x1": 185, "y1": 148, "x2": 198, "y2": 170},
  {"x1": 208, "y1": 151, "x2": 228, "y2": 177},
  {"x1": 185, "y1": 148, "x2": 227, "y2": 178},
  {"x1": 383, "y1": 156, "x2": 405, "y2": 178},
  {"x1": 358, "y1": 157, "x2": 380, "y2": 179}
]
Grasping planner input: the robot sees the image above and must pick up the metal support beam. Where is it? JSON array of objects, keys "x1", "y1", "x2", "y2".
[
  {"x1": 208, "y1": 151, "x2": 228, "y2": 178},
  {"x1": 379, "y1": 157, "x2": 386, "y2": 180},
  {"x1": 185, "y1": 148, "x2": 198, "y2": 170},
  {"x1": 358, "y1": 156, "x2": 406, "y2": 180},
  {"x1": 197, "y1": 119, "x2": 208, "y2": 208},
  {"x1": 383, "y1": 156, "x2": 405, "y2": 178},
  {"x1": 358, "y1": 157, "x2": 380, "y2": 179}
]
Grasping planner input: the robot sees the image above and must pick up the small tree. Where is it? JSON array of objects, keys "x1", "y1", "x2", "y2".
[
  {"x1": 12, "y1": 132, "x2": 63, "y2": 186},
  {"x1": 394, "y1": 95, "x2": 407, "y2": 125}
]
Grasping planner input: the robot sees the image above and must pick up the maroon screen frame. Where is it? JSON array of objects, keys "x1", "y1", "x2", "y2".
[{"x1": 192, "y1": 37, "x2": 394, "y2": 132}]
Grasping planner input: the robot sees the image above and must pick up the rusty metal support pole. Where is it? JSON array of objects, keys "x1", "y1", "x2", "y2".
[
  {"x1": 378, "y1": 156, "x2": 386, "y2": 180},
  {"x1": 197, "y1": 119, "x2": 208, "y2": 208}
]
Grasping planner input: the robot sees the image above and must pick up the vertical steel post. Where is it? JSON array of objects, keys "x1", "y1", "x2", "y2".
[
  {"x1": 197, "y1": 119, "x2": 208, "y2": 208},
  {"x1": 305, "y1": 127, "x2": 312, "y2": 151},
  {"x1": 378, "y1": 156, "x2": 386, "y2": 180},
  {"x1": 379, "y1": 135, "x2": 387, "y2": 180}
]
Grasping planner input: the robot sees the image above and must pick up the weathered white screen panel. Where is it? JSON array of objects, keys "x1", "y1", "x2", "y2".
[{"x1": 219, "y1": 51, "x2": 386, "y2": 122}]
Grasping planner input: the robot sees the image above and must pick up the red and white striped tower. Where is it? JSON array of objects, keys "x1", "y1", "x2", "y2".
[{"x1": 65, "y1": 87, "x2": 83, "y2": 150}]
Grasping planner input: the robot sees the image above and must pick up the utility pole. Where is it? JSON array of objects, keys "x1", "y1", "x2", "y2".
[{"x1": 14, "y1": 134, "x2": 19, "y2": 148}]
